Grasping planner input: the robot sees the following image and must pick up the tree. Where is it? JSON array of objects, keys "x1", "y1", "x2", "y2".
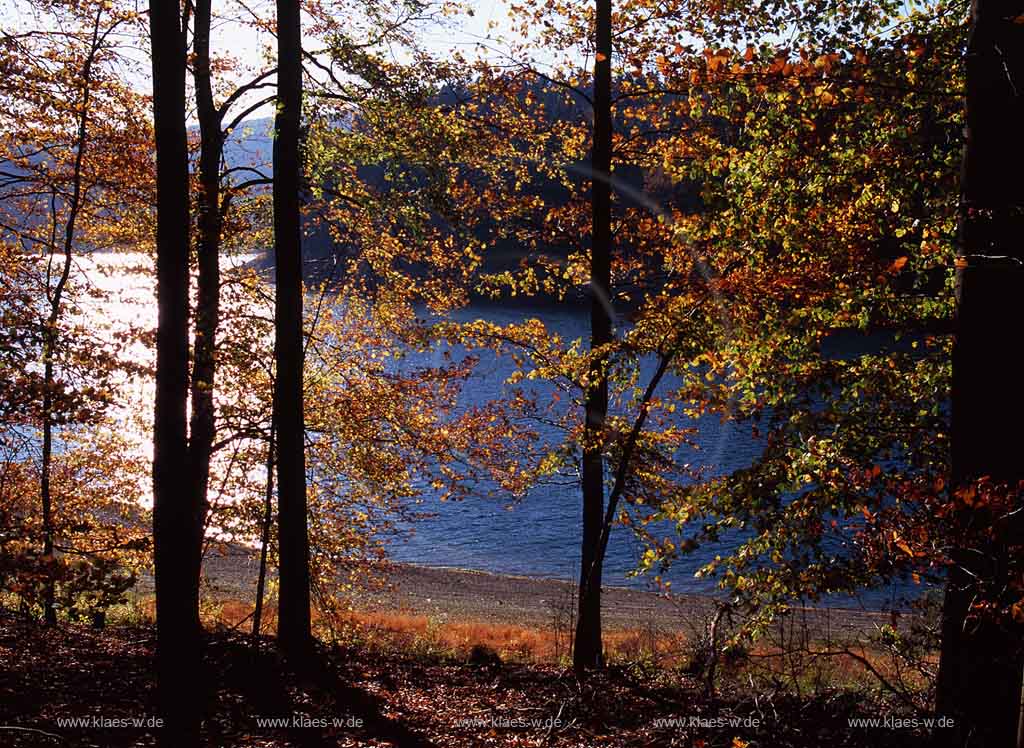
[
  {"x1": 935, "y1": 0, "x2": 1024, "y2": 743},
  {"x1": 185, "y1": 0, "x2": 279, "y2": 631},
  {"x1": 413, "y1": 1, "x2": 703, "y2": 674},
  {"x1": 37, "y1": 4, "x2": 104, "y2": 626},
  {"x1": 1, "y1": 0, "x2": 153, "y2": 628},
  {"x1": 575, "y1": 0, "x2": 612, "y2": 674},
  {"x1": 149, "y1": 0, "x2": 201, "y2": 740},
  {"x1": 186, "y1": 0, "x2": 225, "y2": 625},
  {"x1": 274, "y1": 0, "x2": 313, "y2": 660},
  {"x1": 601, "y1": 0, "x2": 1024, "y2": 725},
  {"x1": 424, "y1": 0, "x2": 713, "y2": 674}
]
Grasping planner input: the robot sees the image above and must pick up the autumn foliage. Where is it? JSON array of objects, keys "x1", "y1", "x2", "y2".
[{"x1": 2, "y1": 0, "x2": 1021, "y2": 743}]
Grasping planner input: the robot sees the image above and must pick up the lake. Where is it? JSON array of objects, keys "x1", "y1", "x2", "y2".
[
  {"x1": 82, "y1": 253, "x2": 927, "y2": 611},
  {"x1": 385, "y1": 299, "x2": 928, "y2": 611}
]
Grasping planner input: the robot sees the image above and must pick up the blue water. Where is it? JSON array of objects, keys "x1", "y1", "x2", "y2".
[
  {"x1": 77, "y1": 253, "x2": 924, "y2": 609},
  {"x1": 385, "y1": 300, "x2": 929, "y2": 610}
]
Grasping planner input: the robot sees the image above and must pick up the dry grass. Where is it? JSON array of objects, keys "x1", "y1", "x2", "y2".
[
  {"x1": 318, "y1": 608, "x2": 692, "y2": 666},
  {"x1": 112, "y1": 591, "x2": 931, "y2": 703}
]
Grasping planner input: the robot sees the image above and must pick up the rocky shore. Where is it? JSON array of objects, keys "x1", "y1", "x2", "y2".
[{"x1": 197, "y1": 546, "x2": 892, "y2": 641}]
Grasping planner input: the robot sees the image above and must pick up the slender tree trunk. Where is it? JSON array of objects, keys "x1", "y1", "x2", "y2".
[
  {"x1": 149, "y1": 1, "x2": 200, "y2": 742},
  {"x1": 935, "y1": 0, "x2": 1024, "y2": 745},
  {"x1": 274, "y1": 0, "x2": 313, "y2": 660},
  {"x1": 188, "y1": 0, "x2": 224, "y2": 620},
  {"x1": 41, "y1": 255, "x2": 65, "y2": 628},
  {"x1": 39, "y1": 9, "x2": 102, "y2": 627},
  {"x1": 573, "y1": 0, "x2": 612, "y2": 675},
  {"x1": 41, "y1": 355, "x2": 57, "y2": 625},
  {"x1": 253, "y1": 424, "x2": 275, "y2": 640}
]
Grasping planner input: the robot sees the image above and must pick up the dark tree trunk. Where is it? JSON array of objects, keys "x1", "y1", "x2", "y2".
[
  {"x1": 42, "y1": 254, "x2": 72, "y2": 629},
  {"x1": 274, "y1": 0, "x2": 313, "y2": 660},
  {"x1": 149, "y1": 1, "x2": 201, "y2": 742},
  {"x1": 187, "y1": 0, "x2": 223, "y2": 616},
  {"x1": 935, "y1": 0, "x2": 1024, "y2": 745},
  {"x1": 253, "y1": 424, "x2": 275, "y2": 640},
  {"x1": 573, "y1": 0, "x2": 612, "y2": 676},
  {"x1": 40, "y1": 356, "x2": 57, "y2": 626}
]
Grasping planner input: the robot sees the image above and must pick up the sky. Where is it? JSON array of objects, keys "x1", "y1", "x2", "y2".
[
  {"x1": 0, "y1": 0, "x2": 521, "y2": 124},
  {"x1": 205, "y1": 0, "x2": 519, "y2": 120}
]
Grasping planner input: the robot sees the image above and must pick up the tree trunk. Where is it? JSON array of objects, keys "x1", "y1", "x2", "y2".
[
  {"x1": 573, "y1": 0, "x2": 612, "y2": 676},
  {"x1": 253, "y1": 424, "x2": 275, "y2": 640},
  {"x1": 41, "y1": 354, "x2": 57, "y2": 626},
  {"x1": 935, "y1": 0, "x2": 1024, "y2": 745},
  {"x1": 187, "y1": 0, "x2": 223, "y2": 621},
  {"x1": 274, "y1": 0, "x2": 313, "y2": 661},
  {"x1": 149, "y1": 1, "x2": 201, "y2": 742}
]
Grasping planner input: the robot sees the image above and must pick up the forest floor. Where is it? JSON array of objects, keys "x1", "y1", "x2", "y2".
[{"x1": 0, "y1": 604, "x2": 938, "y2": 748}]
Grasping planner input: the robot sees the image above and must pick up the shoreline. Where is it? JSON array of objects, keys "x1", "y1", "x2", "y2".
[{"x1": 197, "y1": 546, "x2": 893, "y2": 640}]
